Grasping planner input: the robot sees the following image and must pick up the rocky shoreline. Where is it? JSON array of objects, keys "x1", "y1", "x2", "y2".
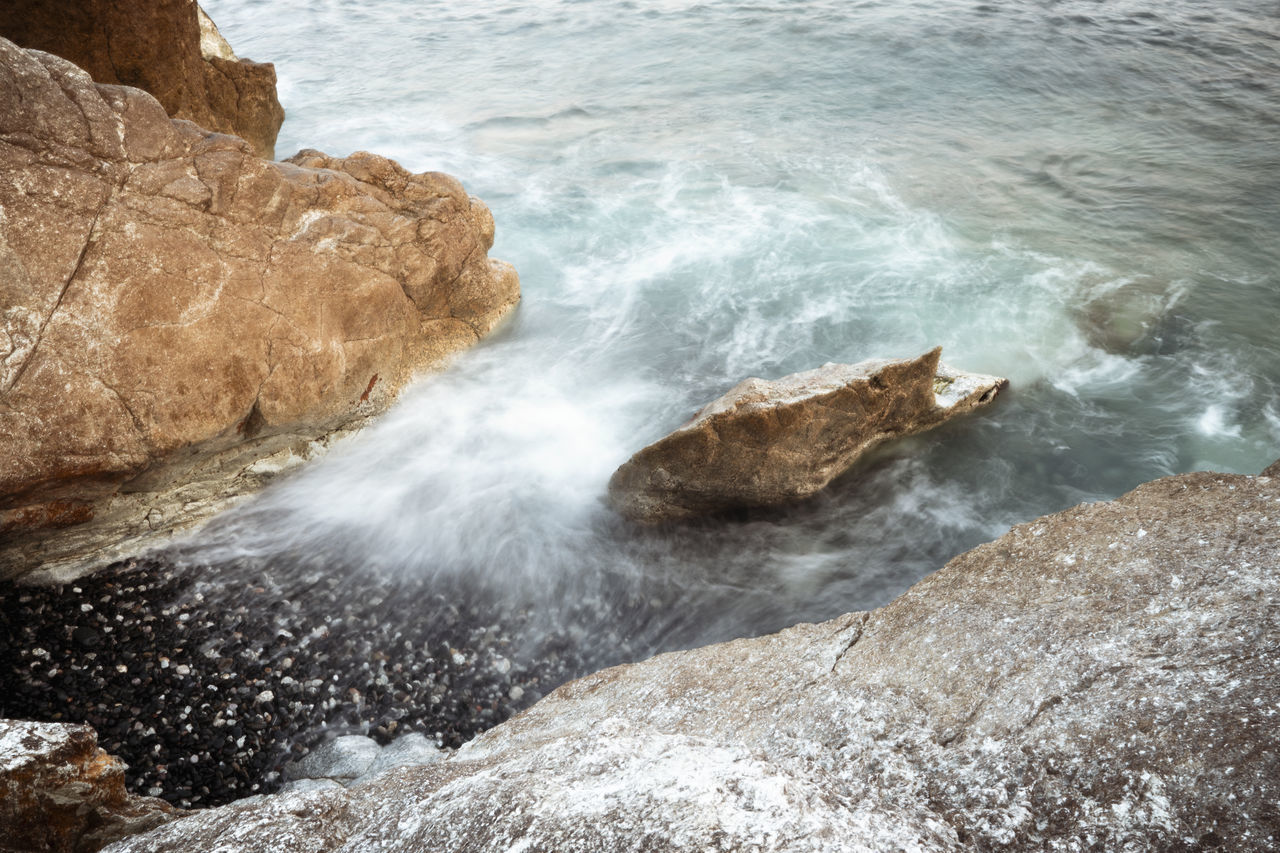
[
  {"x1": 4, "y1": 2, "x2": 1279, "y2": 851},
  {"x1": 94, "y1": 465, "x2": 1280, "y2": 852},
  {"x1": 0, "y1": 26, "x2": 518, "y2": 577},
  {"x1": 1, "y1": 555, "x2": 606, "y2": 809}
]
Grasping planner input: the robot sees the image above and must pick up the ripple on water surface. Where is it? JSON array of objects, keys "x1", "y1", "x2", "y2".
[{"x1": 189, "y1": 0, "x2": 1280, "y2": 645}]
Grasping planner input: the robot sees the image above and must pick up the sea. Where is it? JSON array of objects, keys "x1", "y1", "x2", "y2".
[{"x1": 183, "y1": 0, "x2": 1280, "y2": 656}]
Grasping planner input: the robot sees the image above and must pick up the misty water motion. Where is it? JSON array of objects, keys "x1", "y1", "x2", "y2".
[{"x1": 179, "y1": 0, "x2": 1280, "y2": 662}]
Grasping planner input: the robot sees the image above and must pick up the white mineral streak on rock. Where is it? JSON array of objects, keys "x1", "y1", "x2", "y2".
[
  {"x1": 105, "y1": 469, "x2": 1280, "y2": 852},
  {"x1": 196, "y1": 5, "x2": 237, "y2": 61},
  {"x1": 277, "y1": 778, "x2": 343, "y2": 796}
]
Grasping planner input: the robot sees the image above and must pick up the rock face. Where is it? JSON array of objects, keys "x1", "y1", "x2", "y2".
[
  {"x1": 104, "y1": 466, "x2": 1280, "y2": 852},
  {"x1": 609, "y1": 348, "x2": 1007, "y2": 522},
  {"x1": 0, "y1": 719, "x2": 178, "y2": 853},
  {"x1": 0, "y1": 39, "x2": 520, "y2": 577},
  {"x1": 0, "y1": 0, "x2": 284, "y2": 159}
]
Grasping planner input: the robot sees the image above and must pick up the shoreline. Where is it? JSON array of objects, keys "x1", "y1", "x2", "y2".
[{"x1": 0, "y1": 555, "x2": 591, "y2": 808}]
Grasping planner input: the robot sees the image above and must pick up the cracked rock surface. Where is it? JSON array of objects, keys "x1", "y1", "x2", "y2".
[
  {"x1": 609, "y1": 347, "x2": 1008, "y2": 521},
  {"x1": 105, "y1": 467, "x2": 1280, "y2": 852},
  {"x1": 0, "y1": 0, "x2": 284, "y2": 159},
  {"x1": 0, "y1": 38, "x2": 520, "y2": 576}
]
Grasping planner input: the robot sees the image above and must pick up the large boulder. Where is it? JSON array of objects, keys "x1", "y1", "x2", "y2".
[
  {"x1": 609, "y1": 347, "x2": 1007, "y2": 521},
  {"x1": 0, "y1": 0, "x2": 284, "y2": 159},
  {"x1": 103, "y1": 466, "x2": 1280, "y2": 851},
  {"x1": 0, "y1": 39, "x2": 519, "y2": 577},
  {"x1": 1, "y1": 719, "x2": 179, "y2": 853}
]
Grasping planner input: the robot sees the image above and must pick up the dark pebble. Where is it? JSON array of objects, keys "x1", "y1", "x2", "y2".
[{"x1": 0, "y1": 555, "x2": 670, "y2": 809}]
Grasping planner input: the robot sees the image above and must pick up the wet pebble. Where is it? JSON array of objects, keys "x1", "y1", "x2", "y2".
[{"x1": 0, "y1": 557, "x2": 600, "y2": 808}]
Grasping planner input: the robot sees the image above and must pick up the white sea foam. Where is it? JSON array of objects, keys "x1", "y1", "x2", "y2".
[{"x1": 183, "y1": 0, "x2": 1280, "y2": 649}]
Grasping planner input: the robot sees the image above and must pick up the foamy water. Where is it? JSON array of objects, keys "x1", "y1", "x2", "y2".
[{"x1": 181, "y1": 0, "x2": 1280, "y2": 654}]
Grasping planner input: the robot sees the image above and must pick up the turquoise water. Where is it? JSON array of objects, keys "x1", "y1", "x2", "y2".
[{"x1": 186, "y1": 0, "x2": 1280, "y2": 647}]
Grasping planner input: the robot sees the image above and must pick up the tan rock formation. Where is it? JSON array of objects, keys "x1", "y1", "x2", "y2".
[
  {"x1": 0, "y1": 38, "x2": 519, "y2": 577},
  {"x1": 0, "y1": 719, "x2": 179, "y2": 853},
  {"x1": 101, "y1": 465, "x2": 1280, "y2": 852},
  {"x1": 0, "y1": 0, "x2": 285, "y2": 159},
  {"x1": 608, "y1": 348, "x2": 1007, "y2": 521}
]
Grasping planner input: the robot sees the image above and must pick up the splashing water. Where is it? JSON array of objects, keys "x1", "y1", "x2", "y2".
[{"x1": 180, "y1": 0, "x2": 1280, "y2": 660}]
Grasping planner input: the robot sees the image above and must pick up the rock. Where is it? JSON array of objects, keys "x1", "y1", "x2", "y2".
[
  {"x1": 354, "y1": 733, "x2": 445, "y2": 784},
  {"x1": 277, "y1": 778, "x2": 344, "y2": 796},
  {"x1": 608, "y1": 348, "x2": 1006, "y2": 521},
  {"x1": 0, "y1": 0, "x2": 284, "y2": 159},
  {"x1": 102, "y1": 467, "x2": 1280, "y2": 852},
  {"x1": 1, "y1": 719, "x2": 179, "y2": 853},
  {"x1": 287, "y1": 736, "x2": 380, "y2": 782},
  {"x1": 0, "y1": 39, "x2": 520, "y2": 578}
]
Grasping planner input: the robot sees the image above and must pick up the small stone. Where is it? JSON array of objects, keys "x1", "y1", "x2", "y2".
[
  {"x1": 356, "y1": 733, "x2": 446, "y2": 783},
  {"x1": 288, "y1": 736, "x2": 380, "y2": 781},
  {"x1": 72, "y1": 626, "x2": 100, "y2": 647}
]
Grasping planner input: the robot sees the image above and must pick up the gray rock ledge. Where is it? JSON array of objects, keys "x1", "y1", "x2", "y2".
[{"x1": 104, "y1": 465, "x2": 1280, "y2": 852}]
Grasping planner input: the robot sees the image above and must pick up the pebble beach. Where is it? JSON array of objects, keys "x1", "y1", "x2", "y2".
[{"x1": 0, "y1": 558, "x2": 602, "y2": 808}]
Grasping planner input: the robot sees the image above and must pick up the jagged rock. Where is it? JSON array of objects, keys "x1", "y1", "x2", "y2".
[
  {"x1": 103, "y1": 466, "x2": 1280, "y2": 852},
  {"x1": 0, "y1": 38, "x2": 519, "y2": 578},
  {"x1": 0, "y1": 719, "x2": 179, "y2": 853},
  {"x1": 608, "y1": 348, "x2": 1007, "y2": 521},
  {"x1": 0, "y1": 0, "x2": 284, "y2": 159}
]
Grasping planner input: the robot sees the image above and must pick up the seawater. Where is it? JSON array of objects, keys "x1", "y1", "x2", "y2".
[{"x1": 183, "y1": 0, "x2": 1280, "y2": 653}]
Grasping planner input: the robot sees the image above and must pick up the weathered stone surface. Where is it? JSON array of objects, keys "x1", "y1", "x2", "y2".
[
  {"x1": 0, "y1": 0, "x2": 284, "y2": 159},
  {"x1": 287, "y1": 736, "x2": 380, "y2": 782},
  {"x1": 609, "y1": 348, "x2": 1007, "y2": 521},
  {"x1": 104, "y1": 467, "x2": 1280, "y2": 852},
  {"x1": 1, "y1": 719, "x2": 179, "y2": 853},
  {"x1": 0, "y1": 39, "x2": 520, "y2": 577},
  {"x1": 356, "y1": 733, "x2": 445, "y2": 782}
]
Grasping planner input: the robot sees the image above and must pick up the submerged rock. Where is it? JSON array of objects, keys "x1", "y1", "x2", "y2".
[
  {"x1": 104, "y1": 466, "x2": 1280, "y2": 851},
  {"x1": 0, "y1": 719, "x2": 179, "y2": 853},
  {"x1": 0, "y1": 0, "x2": 284, "y2": 159},
  {"x1": 0, "y1": 38, "x2": 520, "y2": 578},
  {"x1": 1073, "y1": 275, "x2": 1187, "y2": 356},
  {"x1": 608, "y1": 348, "x2": 1006, "y2": 522}
]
